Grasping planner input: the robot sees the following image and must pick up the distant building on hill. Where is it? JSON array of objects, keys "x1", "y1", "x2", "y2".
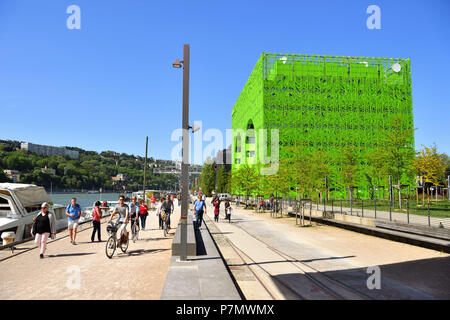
[
  {"x1": 21, "y1": 142, "x2": 79, "y2": 159},
  {"x1": 112, "y1": 173, "x2": 126, "y2": 182},
  {"x1": 3, "y1": 170, "x2": 20, "y2": 182},
  {"x1": 41, "y1": 166, "x2": 56, "y2": 175}
]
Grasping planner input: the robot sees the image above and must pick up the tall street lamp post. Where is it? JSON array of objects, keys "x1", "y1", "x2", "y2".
[{"x1": 173, "y1": 44, "x2": 190, "y2": 261}]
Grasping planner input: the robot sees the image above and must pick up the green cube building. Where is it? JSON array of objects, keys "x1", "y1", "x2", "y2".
[{"x1": 231, "y1": 52, "x2": 414, "y2": 196}]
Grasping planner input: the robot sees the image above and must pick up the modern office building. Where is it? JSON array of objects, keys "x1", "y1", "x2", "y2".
[
  {"x1": 21, "y1": 142, "x2": 79, "y2": 159},
  {"x1": 231, "y1": 52, "x2": 414, "y2": 194}
]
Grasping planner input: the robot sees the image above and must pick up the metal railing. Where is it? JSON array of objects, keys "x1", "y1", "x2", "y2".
[{"x1": 234, "y1": 195, "x2": 450, "y2": 230}]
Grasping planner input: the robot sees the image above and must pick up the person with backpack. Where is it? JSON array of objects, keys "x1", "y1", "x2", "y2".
[
  {"x1": 193, "y1": 194, "x2": 207, "y2": 228},
  {"x1": 139, "y1": 199, "x2": 149, "y2": 230},
  {"x1": 33, "y1": 202, "x2": 56, "y2": 259},
  {"x1": 66, "y1": 197, "x2": 82, "y2": 245},
  {"x1": 213, "y1": 196, "x2": 220, "y2": 222},
  {"x1": 91, "y1": 201, "x2": 102, "y2": 242}
]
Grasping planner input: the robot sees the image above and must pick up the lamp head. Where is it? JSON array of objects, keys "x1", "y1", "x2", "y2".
[
  {"x1": 172, "y1": 59, "x2": 183, "y2": 68},
  {"x1": 190, "y1": 124, "x2": 200, "y2": 133}
]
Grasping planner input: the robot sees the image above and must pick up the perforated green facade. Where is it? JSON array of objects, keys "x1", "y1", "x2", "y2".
[{"x1": 231, "y1": 52, "x2": 414, "y2": 194}]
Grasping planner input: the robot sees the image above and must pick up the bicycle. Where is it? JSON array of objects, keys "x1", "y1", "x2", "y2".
[
  {"x1": 105, "y1": 220, "x2": 129, "y2": 258},
  {"x1": 131, "y1": 218, "x2": 140, "y2": 243}
]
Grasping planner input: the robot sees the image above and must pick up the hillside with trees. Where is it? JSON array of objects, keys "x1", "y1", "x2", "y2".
[{"x1": 0, "y1": 141, "x2": 178, "y2": 191}]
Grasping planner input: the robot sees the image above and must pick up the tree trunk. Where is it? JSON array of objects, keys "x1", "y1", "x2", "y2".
[
  {"x1": 416, "y1": 186, "x2": 418, "y2": 207},
  {"x1": 398, "y1": 178, "x2": 402, "y2": 209},
  {"x1": 422, "y1": 186, "x2": 425, "y2": 206},
  {"x1": 436, "y1": 186, "x2": 438, "y2": 204}
]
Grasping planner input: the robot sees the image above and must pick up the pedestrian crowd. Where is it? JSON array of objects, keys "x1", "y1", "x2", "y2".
[{"x1": 31, "y1": 193, "x2": 178, "y2": 259}]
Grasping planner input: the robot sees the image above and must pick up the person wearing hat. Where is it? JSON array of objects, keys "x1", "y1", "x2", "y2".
[{"x1": 33, "y1": 202, "x2": 56, "y2": 259}]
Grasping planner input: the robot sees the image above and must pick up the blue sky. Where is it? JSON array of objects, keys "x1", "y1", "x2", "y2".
[{"x1": 1, "y1": 0, "x2": 449, "y2": 163}]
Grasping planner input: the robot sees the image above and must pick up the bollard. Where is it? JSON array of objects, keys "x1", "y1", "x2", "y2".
[
  {"x1": 374, "y1": 197, "x2": 377, "y2": 219},
  {"x1": 309, "y1": 201, "x2": 312, "y2": 225},
  {"x1": 407, "y1": 198, "x2": 410, "y2": 224},
  {"x1": 361, "y1": 199, "x2": 364, "y2": 218},
  {"x1": 340, "y1": 199, "x2": 343, "y2": 214},
  {"x1": 389, "y1": 198, "x2": 392, "y2": 221}
]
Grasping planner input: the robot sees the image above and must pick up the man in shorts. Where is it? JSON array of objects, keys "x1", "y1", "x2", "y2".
[
  {"x1": 109, "y1": 195, "x2": 129, "y2": 240},
  {"x1": 66, "y1": 197, "x2": 82, "y2": 245}
]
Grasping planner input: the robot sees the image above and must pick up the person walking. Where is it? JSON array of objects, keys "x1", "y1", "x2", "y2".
[
  {"x1": 235, "y1": 196, "x2": 239, "y2": 208},
  {"x1": 91, "y1": 201, "x2": 102, "y2": 242},
  {"x1": 157, "y1": 197, "x2": 165, "y2": 229},
  {"x1": 33, "y1": 202, "x2": 56, "y2": 259},
  {"x1": 227, "y1": 203, "x2": 232, "y2": 222},
  {"x1": 150, "y1": 195, "x2": 156, "y2": 210},
  {"x1": 66, "y1": 197, "x2": 82, "y2": 245},
  {"x1": 213, "y1": 196, "x2": 220, "y2": 222},
  {"x1": 193, "y1": 194, "x2": 207, "y2": 228},
  {"x1": 139, "y1": 199, "x2": 148, "y2": 230}
]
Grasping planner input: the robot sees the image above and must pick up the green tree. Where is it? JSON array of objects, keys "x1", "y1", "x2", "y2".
[
  {"x1": 0, "y1": 170, "x2": 11, "y2": 182},
  {"x1": 379, "y1": 116, "x2": 415, "y2": 209},
  {"x1": 216, "y1": 166, "x2": 230, "y2": 193},
  {"x1": 236, "y1": 164, "x2": 260, "y2": 204},
  {"x1": 339, "y1": 145, "x2": 361, "y2": 201},
  {"x1": 365, "y1": 147, "x2": 387, "y2": 199},
  {"x1": 414, "y1": 145, "x2": 447, "y2": 204},
  {"x1": 200, "y1": 159, "x2": 215, "y2": 196}
]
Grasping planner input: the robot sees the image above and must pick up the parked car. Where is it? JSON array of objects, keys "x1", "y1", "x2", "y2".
[{"x1": 218, "y1": 193, "x2": 231, "y2": 201}]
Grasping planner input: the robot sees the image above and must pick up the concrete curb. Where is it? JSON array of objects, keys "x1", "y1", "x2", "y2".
[{"x1": 160, "y1": 214, "x2": 241, "y2": 300}]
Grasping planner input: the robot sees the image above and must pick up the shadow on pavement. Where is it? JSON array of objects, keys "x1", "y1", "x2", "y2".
[
  {"x1": 141, "y1": 237, "x2": 172, "y2": 242},
  {"x1": 116, "y1": 248, "x2": 169, "y2": 258},
  {"x1": 47, "y1": 252, "x2": 96, "y2": 258},
  {"x1": 194, "y1": 226, "x2": 207, "y2": 256},
  {"x1": 271, "y1": 256, "x2": 450, "y2": 300}
]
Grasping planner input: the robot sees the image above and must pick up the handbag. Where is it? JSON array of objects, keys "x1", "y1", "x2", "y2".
[{"x1": 30, "y1": 212, "x2": 41, "y2": 237}]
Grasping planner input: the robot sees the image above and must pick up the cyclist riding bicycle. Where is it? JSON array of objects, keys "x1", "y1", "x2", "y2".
[
  {"x1": 161, "y1": 196, "x2": 174, "y2": 229},
  {"x1": 129, "y1": 196, "x2": 140, "y2": 228},
  {"x1": 109, "y1": 195, "x2": 129, "y2": 241}
]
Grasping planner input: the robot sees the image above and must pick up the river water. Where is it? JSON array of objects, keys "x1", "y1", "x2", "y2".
[{"x1": 50, "y1": 192, "x2": 125, "y2": 209}]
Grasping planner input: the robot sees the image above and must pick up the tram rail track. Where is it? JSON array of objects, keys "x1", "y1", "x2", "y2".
[{"x1": 224, "y1": 218, "x2": 375, "y2": 300}]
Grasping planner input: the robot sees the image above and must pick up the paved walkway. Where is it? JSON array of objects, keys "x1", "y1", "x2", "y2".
[
  {"x1": 0, "y1": 208, "x2": 180, "y2": 300},
  {"x1": 206, "y1": 202, "x2": 450, "y2": 299}
]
